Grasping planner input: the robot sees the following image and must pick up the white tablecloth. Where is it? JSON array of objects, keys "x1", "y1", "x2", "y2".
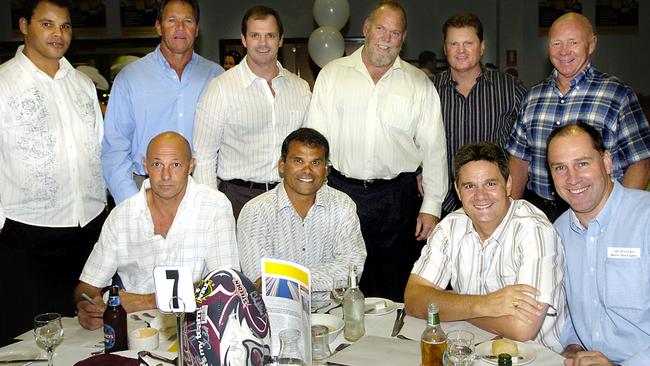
[{"x1": 0, "y1": 306, "x2": 565, "y2": 365}]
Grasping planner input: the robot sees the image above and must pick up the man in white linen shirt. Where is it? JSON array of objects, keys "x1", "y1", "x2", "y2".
[
  {"x1": 307, "y1": 0, "x2": 447, "y2": 301},
  {"x1": 404, "y1": 142, "x2": 566, "y2": 351},
  {"x1": 193, "y1": 5, "x2": 311, "y2": 219},
  {"x1": 0, "y1": 0, "x2": 106, "y2": 343},
  {"x1": 238, "y1": 128, "x2": 366, "y2": 298},
  {"x1": 74, "y1": 132, "x2": 238, "y2": 331}
]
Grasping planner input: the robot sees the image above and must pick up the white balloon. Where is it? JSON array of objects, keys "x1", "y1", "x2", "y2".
[
  {"x1": 308, "y1": 26, "x2": 345, "y2": 68},
  {"x1": 313, "y1": 0, "x2": 350, "y2": 30}
]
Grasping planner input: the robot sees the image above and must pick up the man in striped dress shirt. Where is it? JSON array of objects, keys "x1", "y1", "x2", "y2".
[
  {"x1": 434, "y1": 13, "x2": 527, "y2": 217},
  {"x1": 193, "y1": 6, "x2": 311, "y2": 219},
  {"x1": 404, "y1": 142, "x2": 566, "y2": 352},
  {"x1": 237, "y1": 128, "x2": 366, "y2": 299}
]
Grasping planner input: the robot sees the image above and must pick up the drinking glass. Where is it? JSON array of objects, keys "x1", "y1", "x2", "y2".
[
  {"x1": 442, "y1": 330, "x2": 475, "y2": 366},
  {"x1": 34, "y1": 313, "x2": 64, "y2": 366},
  {"x1": 330, "y1": 279, "x2": 348, "y2": 305}
]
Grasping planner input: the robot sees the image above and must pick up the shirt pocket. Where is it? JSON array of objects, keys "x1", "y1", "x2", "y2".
[
  {"x1": 604, "y1": 257, "x2": 649, "y2": 311},
  {"x1": 378, "y1": 95, "x2": 415, "y2": 132}
]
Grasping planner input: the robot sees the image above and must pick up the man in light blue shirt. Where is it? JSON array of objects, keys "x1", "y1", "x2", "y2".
[
  {"x1": 548, "y1": 123, "x2": 650, "y2": 366},
  {"x1": 102, "y1": 0, "x2": 222, "y2": 203}
]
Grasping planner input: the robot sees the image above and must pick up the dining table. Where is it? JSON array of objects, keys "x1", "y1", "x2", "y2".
[{"x1": 0, "y1": 303, "x2": 565, "y2": 365}]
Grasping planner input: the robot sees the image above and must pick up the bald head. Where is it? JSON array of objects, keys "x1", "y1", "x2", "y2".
[
  {"x1": 146, "y1": 131, "x2": 192, "y2": 161},
  {"x1": 550, "y1": 12, "x2": 593, "y2": 36}
]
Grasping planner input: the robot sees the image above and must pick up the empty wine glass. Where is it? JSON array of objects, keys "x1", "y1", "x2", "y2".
[
  {"x1": 330, "y1": 279, "x2": 348, "y2": 305},
  {"x1": 442, "y1": 330, "x2": 475, "y2": 366},
  {"x1": 34, "y1": 313, "x2": 64, "y2": 366}
]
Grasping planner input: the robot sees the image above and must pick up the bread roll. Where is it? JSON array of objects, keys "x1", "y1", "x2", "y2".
[{"x1": 492, "y1": 339, "x2": 518, "y2": 356}]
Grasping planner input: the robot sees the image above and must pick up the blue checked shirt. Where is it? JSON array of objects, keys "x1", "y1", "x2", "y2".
[{"x1": 506, "y1": 64, "x2": 650, "y2": 200}]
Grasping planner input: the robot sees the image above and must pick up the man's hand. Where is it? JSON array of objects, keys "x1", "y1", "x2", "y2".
[
  {"x1": 415, "y1": 213, "x2": 439, "y2": 241},
  {"x1": 77, "y1": 296, "x2": 106, "y2": 331},
  {"x1": 564, "y1": 351, "x2": 616, "y2": 366},
  {"x1": 562, "y1": 344, "x2": 586, "y2": 359},
  {"x1": 475, "y1": 284, "x2": 542, "y2": 323}
]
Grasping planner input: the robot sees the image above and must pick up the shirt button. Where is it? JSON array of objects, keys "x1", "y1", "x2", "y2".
[
  {"x1": 555, "y1": 121, "x2": 561, "y2": 125},
  {"x1": 560, "y1": 99, "x2": 565, "y2": 104},
  {"x1": 595, "y1": 332, "x2": 599, "y2": 337},
  {"x1": 593, "y1": 299, "x2": 598, "y2": 304},
  {"x1": 590, "y1": 267, "x2": 595, "y2": 272},
  {"x1": 179, "y1": 113, "x2": 183, "y2": 117},
  {"x1": 589, "y1": 236, "x2": 595, "y2": 242}
]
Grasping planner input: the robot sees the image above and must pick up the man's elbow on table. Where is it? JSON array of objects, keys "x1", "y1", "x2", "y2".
[{"x1": 403, "y1": 274, "x2": 435, "y2": 319}]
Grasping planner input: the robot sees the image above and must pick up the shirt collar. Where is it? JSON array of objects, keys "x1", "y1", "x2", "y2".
[
  {"x1": 343, "y1": 45, "x2": 404, "y2": 78},
  {"x1": 439, "y1": 63, "x2": 491, "y2": 88},
  {"x1": 238, "y1": 55, "x2": 286, "y2": 89},
  {"x1": 136, "y1": 176, "x2": 196, "y2": 216},
  {"x1": 548, "y1": 62, "x2": 594, "y2": 88},
  {"x1": 153, "y1": 45, "x2": 197, "y2": 73},
  {"x1": 276, "y1": 183, "x2": 328, "y2": 212},
  {"x1": 15, "y1": 44, "x2": 73, "y2": 79},
  {"x1": 465, "y1": 198, "x2": 516, "y2": 245},
  {"x1": 569, "y1": 179, "x2": 620, "y2": 233}
]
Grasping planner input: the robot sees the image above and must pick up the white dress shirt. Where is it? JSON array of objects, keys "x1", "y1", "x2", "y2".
[
  {"x1": 412, "y1": 199, "x2": 566, "y2": 351},
  {"x1": 193, "y1": 57, "x2": 311, "y2": 187},
  {"x1": 0, "y1": 46, "x2": 105, "y2": 229},
  {"x1": 307, "y1": 46, "x2": 448, "y2": 216},
  {"x1": 79, "y1": 177, "x2": 239, "y2": 294},
  {"x1": 237, "y1": 183, "x2": 366, "y2": 292}
]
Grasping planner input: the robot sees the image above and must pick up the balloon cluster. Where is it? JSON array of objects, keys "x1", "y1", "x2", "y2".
[{"x1": 308, "y1": 0, "x2": 349, "y2": 68}]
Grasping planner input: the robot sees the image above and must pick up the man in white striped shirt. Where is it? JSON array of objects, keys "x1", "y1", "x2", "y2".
[
  {"x1": 74, "y1": 132, "x2": 238, "y2": 330},
  {"x1": 193, "y1": 6, "x2": 311, "y2": 219},
  {"x1": 237, "y1": 128, "x2": 366, "y2": 298},
  {"x1": 404, "y1": 142, "x2": 566, "y2": 351}
]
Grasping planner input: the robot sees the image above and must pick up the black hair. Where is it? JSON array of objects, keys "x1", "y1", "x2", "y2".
[
  {"x1": 443, "y1": 13, "x2": 484, "y2": 42},
  {"x1": 280, "y1": 128, "x2": 329, "y2": 162},
  {"x1": 241, "y1": 5, "x2": 284, "y2": 37},
  {"x1": 22, "y1": 0, "x2": 71, "y2": 22},
  {"x1": 453, "y1": 142, "x2": 509, "y2": 182}
]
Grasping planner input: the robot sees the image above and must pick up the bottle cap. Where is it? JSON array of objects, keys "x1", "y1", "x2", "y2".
[{"x1": 428, "y1": 302, "x2": 439, "y2": 314}]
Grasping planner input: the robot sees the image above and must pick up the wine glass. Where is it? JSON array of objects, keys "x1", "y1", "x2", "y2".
[
  {"x1": 34, "y1": 313, "x2": 64, "y2": 366},
  {"x1": 330, "y1": 279, "x2": 348, "y2": 305},
  {"x1": 442, "y1": 330, "x2": 475, "y2": 366}
]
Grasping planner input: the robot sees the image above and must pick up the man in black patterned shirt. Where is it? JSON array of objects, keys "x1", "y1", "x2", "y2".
[{"x1": 433, "y1": 13, "x2": 527, "y2": 216}]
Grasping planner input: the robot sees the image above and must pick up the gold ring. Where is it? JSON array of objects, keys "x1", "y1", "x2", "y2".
[{"x1": 512, "y1": 299, "x2": 520, "y2": 308}]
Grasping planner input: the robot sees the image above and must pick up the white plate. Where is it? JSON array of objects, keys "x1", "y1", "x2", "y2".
[
  {"x1": 364, "y1": 297, "x2": 397, "y2": 316},
  {"x1": 0, "y1": 347, "x2": 42, "y2": 363},
  {"x1": 475, "y1": 340, "x2": 537, "y2": 365}
]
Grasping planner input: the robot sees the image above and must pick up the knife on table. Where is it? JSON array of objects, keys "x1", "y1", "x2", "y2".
[
  {"x1": 479, "y1": 355, "x2": 524, "y2": 361},
  {"x1": 390, "y1": 308, "x2": 406, "y2": 337},
  {"x1": 0, "y1": 359, "x2": 47, "y2": 363}
]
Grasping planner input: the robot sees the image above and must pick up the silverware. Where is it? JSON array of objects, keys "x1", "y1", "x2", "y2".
[
  {"x1": 479, "y1": 355, "x2": 523, "y2": 361},
  {"x1": 395, "y1": 334, "x2": 414, "y2": 341},
  {"x1": 0, "y1": 359, "x2": 48, "y2": 363},
  {"x1": 130, "y1": 314, "x2": 151, "y2": 327},
  {"x1": 390, "y1": 308, "x2": 406, "y2": 337},
  {"x1": 138, "y1": 350, "x2": 178, "y2": 365},
  {"x1": 325, "y1": 304, "x2": 342, "y2": 314}
]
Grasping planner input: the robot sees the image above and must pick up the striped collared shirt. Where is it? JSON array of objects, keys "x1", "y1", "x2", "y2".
[
  {"x1": 237, "y1": 183, "x2": 366, "y2": 292},
  {"x1": 433, "y1": 66, "x2": 527, "y2": 212},
  {"x1": 506, "y1": 64, "x2": 650, "y2": 200},
  {"x1": 412, "y1": 199, "x2": 566, "y2": 351},
  {"x1": 193, "y1": 56, "x2": 311, "y2": 187}
]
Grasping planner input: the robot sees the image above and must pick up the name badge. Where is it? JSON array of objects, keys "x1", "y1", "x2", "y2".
[{"x1": 607, "y1": 247, "x2": 641, "y2": 259}]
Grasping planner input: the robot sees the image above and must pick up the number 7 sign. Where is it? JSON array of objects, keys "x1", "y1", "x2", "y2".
[{"x1": 153, "y1": 266, "x2": 197, "y2": 313}]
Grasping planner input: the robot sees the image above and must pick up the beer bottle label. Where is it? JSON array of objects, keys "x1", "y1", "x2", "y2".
[
  {"x1": 108, "y1": 295, "x2": 121, "y2": 307},
  {"x1": 104, "y1": 324, "x2": 116, "y2": 349}
]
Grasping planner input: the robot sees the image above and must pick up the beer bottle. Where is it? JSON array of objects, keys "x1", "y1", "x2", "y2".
[
  {"x1": 420, "y1": 302, "x2": 446, "y2": 365},
  {"x1": 498, "y1": 353, "x2": 513, "y2": 366},
  {"x1": 343, "y1": 266, "x2": 365, "y2": 341},
  {"x1": 103, "y1": 285, "x2": 127, "y2": 353}
]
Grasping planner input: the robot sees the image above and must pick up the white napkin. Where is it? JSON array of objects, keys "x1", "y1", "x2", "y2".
[{"x1": 327, "y1": 336, "x2": 420, "y2": 366}]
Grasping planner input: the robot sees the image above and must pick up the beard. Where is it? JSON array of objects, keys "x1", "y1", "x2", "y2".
[{"x1": 364, "y1": 42, "x2": 401, "y2": 67}]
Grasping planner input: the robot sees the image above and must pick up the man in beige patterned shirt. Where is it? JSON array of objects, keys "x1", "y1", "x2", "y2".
[
  {"x1": 237, "y1": 128, "x2": 366, "y2": 297},
  {"x1": 404, "y1": 142, "x2": 566, "y2": 351}
]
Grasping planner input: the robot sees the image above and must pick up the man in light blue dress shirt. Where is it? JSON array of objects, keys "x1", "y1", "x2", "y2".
[
  {"x1": 548, "y1": 123, "x2": 650, "y2": 365},
  {"x1": 102, "y1": 0, "x2": 222, "y2": 203}
]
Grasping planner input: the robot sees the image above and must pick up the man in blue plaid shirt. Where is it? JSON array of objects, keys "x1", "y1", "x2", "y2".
[{"x1": 506, "y1": 12, "x2": 650, "y2": 221}]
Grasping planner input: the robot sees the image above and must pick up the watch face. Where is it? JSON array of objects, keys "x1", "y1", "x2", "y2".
[{"x1": 183, "y1": 268, "x2": 271, "y2": 366}]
